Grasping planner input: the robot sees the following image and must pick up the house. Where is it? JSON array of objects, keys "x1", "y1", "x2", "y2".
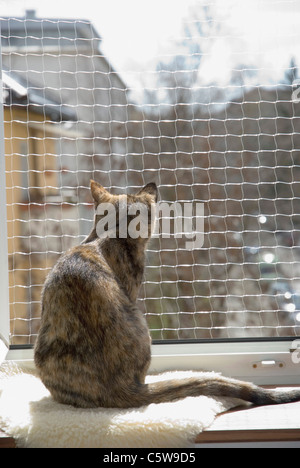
[
  {"x1": 0, "y1": 10, "x2": 131, "y2": 210},
  {"x1": 1, "y1": 11, "x2": 132, "y2": 344},
  {"x1": 3, "y1": 67, "x2": 78, "y2": 344}
]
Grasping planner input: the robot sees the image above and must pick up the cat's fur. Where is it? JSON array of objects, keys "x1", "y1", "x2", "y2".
[{"x1": 34, "y1": 181, "x2": 300, "y2": 408}]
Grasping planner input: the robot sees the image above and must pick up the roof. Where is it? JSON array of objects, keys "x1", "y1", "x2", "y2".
[
  {"x1": 0, "y1": 10, "x2": 101, "y2": 50},
  {"x1": 0, "y1": 10, "x2": 127, "y2": 90},
  {"x1": 3, "y1": 67, "x2": 77, "y2": 122}
]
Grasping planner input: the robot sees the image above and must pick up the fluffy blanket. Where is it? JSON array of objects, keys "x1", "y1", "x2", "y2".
[{"x1": 0, "y1": 362, "x2": 241, "y2": 448}]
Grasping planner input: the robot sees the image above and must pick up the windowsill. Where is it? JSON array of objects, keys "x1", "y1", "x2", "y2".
[
  {"x1": 2, "y1": 351, "x2": 300, "y2": 447},
  {"x1": 196, "y1": 388, "x2": 300, "y2": 446},
  {"x1": 2, "y1": 388, "x2": 300, "y2": 448}
]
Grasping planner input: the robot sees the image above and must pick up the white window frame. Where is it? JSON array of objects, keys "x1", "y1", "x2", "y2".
[
  {"x1": 3, "y1": 340, "x2": 300, "y2": 386},
  {"x1": 1, "y1": 43, "x2": 299, "y2": 387}
]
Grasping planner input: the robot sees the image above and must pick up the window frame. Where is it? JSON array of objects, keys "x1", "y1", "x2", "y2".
[
  {"x1": 3, "y1": 338, "x2": 300, "y2": 386},
  {"x1": 1, "y1": 37, "x2": 300, "y2": 387},
  {"x1": 149, "y1": 338, "x2": 300, "y2": 386}
]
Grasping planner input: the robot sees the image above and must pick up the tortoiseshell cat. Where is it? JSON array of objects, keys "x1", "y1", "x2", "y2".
[{"x1": 34, "y1": 181, "x2": 300, "y2": 408}]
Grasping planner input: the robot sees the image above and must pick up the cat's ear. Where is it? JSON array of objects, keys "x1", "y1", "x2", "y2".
[
  {"x1": 90, "y1": 180, "x2": 111, "y2": 204},
  {"x1": 137, "y1": 183, "x2": 158, "y2": 202}
]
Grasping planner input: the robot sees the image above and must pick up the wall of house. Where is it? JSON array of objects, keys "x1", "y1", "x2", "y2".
[
  {"x1": 2, "y1": 48, "x2": 130, "y2": 191},
  {"x1": 4, "y1": 107, "x2": 79, "y2": 344}
]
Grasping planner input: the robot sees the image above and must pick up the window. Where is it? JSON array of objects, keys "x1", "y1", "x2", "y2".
[{"x1": 1, "y1": 2, "x2": 300, "y2": 384}]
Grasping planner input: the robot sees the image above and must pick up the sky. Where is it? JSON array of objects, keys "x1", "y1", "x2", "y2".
[{"x1": 1, "y1": 0, "x2": 300, "y2": 94}]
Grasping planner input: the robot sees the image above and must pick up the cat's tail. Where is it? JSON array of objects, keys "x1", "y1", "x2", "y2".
[{"x1": 130, "y1": 375, "x2": 300, "y2": 408}]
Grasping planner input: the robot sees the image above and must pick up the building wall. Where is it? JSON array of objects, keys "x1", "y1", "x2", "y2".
[
  {"x1": 2, "y1": 46, "x2": 130, "y2": 189},
  {"x1": 4, "y1": 106, "x2": 79, "y2": 344}
]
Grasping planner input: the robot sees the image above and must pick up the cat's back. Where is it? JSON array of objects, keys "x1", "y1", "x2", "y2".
[
  {"x1": 41, "y1": 242, "x2": 121, "y2": 323},
  {"x1": 45, "y1": 243, "x2": 112, "y2": 291},
  {"x1": 35, "y1": 241, "x2": 125, "y2": 365}
]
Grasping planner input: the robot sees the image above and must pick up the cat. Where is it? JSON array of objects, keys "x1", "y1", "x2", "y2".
[{"x1": 34, "y1": 180, "x2": 300, "y2": 408}]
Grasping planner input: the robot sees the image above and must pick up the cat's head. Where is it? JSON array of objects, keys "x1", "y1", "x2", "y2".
[{"x1": 85, "y1": 180, "x2": 158, "y2": 243}]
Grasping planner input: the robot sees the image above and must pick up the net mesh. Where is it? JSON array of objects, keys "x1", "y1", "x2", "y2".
[{"x1": 1, "y1": 3, "x2": 300, "y2": 344}]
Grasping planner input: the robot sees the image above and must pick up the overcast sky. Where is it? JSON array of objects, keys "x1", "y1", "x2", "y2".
[{"x1": 1, "y1": 0, "x2": 300, "y2": 91}]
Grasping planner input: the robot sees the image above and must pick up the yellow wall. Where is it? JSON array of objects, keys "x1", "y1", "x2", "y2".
[{"x1": 4, "y1": 106, "x2": 59, "y2": 344}]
